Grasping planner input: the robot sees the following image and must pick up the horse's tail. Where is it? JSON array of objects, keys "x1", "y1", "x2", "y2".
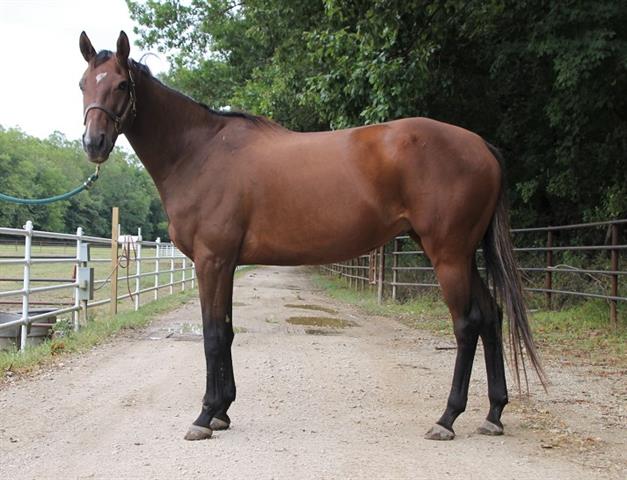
[{"x1": 482, "y1": 142, "x2": 548, "y2": 391}]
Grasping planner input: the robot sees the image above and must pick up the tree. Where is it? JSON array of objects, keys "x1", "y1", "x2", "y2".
[
  {"x1": 128, "y1": 0, "x2": 627, "y2": 226},
  {"x1": 0, "y1": 126, "x2": 169, "y2": 239}
]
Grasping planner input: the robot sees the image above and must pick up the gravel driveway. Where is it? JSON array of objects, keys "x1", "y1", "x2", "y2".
[{"x1": 1, "y1": 266, "x2": 624, "y2": 479}]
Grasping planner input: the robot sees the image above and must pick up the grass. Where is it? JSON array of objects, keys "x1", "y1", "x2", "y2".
[
  {"x1": 530, "y1": 301, "x2": 627, "y2": 365},
  {"x1": 312, "y1": 274, "x2": 451, "y2": 334},
  {"x1": 313, "y1": 272, "x2": 627, "y2": 366}
]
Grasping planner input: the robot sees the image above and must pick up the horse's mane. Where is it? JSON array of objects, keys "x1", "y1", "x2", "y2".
[{"x1": 93, "y1": 50, "x2": 281, "y2": 130}]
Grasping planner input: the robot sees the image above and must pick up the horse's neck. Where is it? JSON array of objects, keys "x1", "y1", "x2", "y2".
[{"x1": 124, "y1": 74, "x2": 225, "y2": 186}]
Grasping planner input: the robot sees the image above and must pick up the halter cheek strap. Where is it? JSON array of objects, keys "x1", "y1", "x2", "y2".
[{"x1": 83, "y1": 65, "x2": 137, "y2": 135}]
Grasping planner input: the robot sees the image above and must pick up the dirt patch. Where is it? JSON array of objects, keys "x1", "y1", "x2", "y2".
[
  {"x1": 285, "y1": 316, "x2": 356, "y2": 328},
  {"x1": 304, "y1": 329, "x2": 341, "y2": 336},
  {"x1": 284, "y1": 303, "x2": 338, "y2": 314}
]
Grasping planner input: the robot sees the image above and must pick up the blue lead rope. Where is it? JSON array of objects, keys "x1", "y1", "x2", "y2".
[{"x1": 0, "y1": 167, "x2": 100, "y2": 205}]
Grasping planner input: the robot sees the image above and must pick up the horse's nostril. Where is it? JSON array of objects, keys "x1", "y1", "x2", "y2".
[{"x1": 97, "y1": 134, "x2": 105, "y2": 149}]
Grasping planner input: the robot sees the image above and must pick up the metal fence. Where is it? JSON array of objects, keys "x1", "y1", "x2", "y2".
[
  {"x1": 0, "y1": 220, "x2": 195, "y2": 351},
  {"x1": 322, "y1": 218, "x2": 626, "y2": 326}
]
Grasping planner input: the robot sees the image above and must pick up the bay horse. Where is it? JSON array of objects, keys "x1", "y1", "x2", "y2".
[{"x1": 78, "y1": 31, "x2": 545, "y2": 441}]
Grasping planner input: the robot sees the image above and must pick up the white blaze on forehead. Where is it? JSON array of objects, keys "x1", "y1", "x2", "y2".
[{"x1": 96, "y1": 72, "x2": 108, "y2": 84}]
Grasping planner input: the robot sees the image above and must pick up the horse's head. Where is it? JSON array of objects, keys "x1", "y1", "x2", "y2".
[{"x1": 79, "y1": 31, "x2": 136, "y2": 163}]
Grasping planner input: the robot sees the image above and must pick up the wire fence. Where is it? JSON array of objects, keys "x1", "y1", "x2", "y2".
[
  {"x1": 0, "y1": 220, "x2": 195, "y2": 351},
  {"x1": 322, "y1": 218, "x2": 626, "y2": 326}
]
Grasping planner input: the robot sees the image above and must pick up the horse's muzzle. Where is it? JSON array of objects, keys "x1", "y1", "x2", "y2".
[{"x1": 82, "y1": 132, "x2": 112, "y2": 163}]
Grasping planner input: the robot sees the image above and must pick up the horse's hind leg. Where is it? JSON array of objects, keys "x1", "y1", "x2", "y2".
[
  {"x1": 423, "y1": 255, "x2": 480, "y2": 440},
  {"x1": 476, "y1": 271, "x2": 508, "y2": 435}
]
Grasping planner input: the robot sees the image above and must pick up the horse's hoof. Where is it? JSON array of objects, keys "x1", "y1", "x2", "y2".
[
  {"x1": 477, "y1": 420, "x2": 504, "y2": 436},
  {"x1": 210, "y1": 417, "x2": 230, "y2": 430},
  {"x1": 184, "y1": 424, "x2": 213, "y2": 441},
  {"x1": 424, "y1": 424, "x2": 455, "y2": 441}
]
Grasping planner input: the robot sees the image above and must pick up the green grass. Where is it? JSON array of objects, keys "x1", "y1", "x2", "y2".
[
  {"x1": 314, "y1": 272, "x2": 626, "y2": 366},
  {"x1": 530, "y1": 300, "x2": 626, "y2": 365}
]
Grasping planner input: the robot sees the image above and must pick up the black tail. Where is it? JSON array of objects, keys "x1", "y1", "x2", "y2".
[{"x1": 482, "y1": 142, "x2": 548, "y2": 391}]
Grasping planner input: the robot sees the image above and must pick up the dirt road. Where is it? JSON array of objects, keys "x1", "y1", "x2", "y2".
[{"x1": 1, "y1": 266, "x2": 625, "y2": 479}]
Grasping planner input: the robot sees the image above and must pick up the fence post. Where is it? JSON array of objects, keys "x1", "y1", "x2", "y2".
[
  {"x1": 545, "y1": 230, "x2": 553, "y2": 310},
  {"x1": 359, "y1": 256, "x2": 363, "y2": 290},
  {"x1": 73, "y1": 227, "x2": 83, "y2": 331},
  {"x1": 154, "y1": 238, "x2": 160, "y2": 300},
  {"x1": 181, "y1": 255, "x2": 187, "y2": 292},
  {"x1": 191, "y1": 260, "x2": 195, "y2": 289},
  {"x1": 19, "y1": 220, "x2": 33, "y2": 352},
  {"x1": 610, "y1": 223, "x2": 619, "y2": 327},
  {"x1": 377, "y1": 245, "x2": 385, "y2": 304},
  {"x1": 135, "y1": 228, "x2": 142, "y2": 311},
  {"x1": 169, "y1": 245, "x2": 174, "y2": 295},
  {"x1": 110, "y1": 207, "x2": 119, "y2": 315},
  {"x1": 392, "y1": 238, "x2": 399, "y2": 301},
  {"x1": 348, "y1": 259, "x2": 353, "y2": 289},
  {"x1": 368, "y1": 251, "x2": 376, "y2": 287}
]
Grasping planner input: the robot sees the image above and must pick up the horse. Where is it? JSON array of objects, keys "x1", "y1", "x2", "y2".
[{"x1": 78, "y1": 31, "x2": 545, "y2": 442}]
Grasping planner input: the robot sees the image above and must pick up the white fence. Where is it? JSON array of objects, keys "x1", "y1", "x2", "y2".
[{"x1": 0, "y1": 220, "x2": 196, "y2": 351}]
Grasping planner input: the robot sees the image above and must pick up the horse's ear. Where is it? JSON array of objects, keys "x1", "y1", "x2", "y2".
[
  {"x1": 116, "y1": 31, "x2": 130, "y2": 67},
  {"x1": 79, "y1": 31, "x2": 96, "y2": 63}
]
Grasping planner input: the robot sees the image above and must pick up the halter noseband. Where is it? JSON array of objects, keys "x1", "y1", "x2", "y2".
[{"x1": 83, "y1": 64, "x2": 137, "y2": 135}]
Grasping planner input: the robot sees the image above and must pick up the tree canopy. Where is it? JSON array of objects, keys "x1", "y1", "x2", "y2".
[
  {"x1": 0, "y1": 126, "x2": 168, "y2": 239},
  {"x1": 128, "y1": 0, "x2": 626, "y2": 227}
]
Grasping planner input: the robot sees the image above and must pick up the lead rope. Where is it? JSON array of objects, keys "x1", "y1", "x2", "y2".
[{"x1": 0, "y1": 166, "x2": 100, "y2": 205}]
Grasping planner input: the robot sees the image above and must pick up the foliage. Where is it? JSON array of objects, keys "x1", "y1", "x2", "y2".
[
  {"x1": 0, "y1": 127, "x2": 169, "y2": 239},
  {"x1": 128, "y1": 0, "x2": 627, "y2": 227}
]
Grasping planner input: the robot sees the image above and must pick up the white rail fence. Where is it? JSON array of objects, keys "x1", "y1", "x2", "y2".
[{"x1": 0, "y1": 220, "x2": 195, "y2": 351}]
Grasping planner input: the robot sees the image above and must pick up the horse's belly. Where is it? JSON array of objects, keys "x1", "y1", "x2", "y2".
[{"x1": 238, "y1": 207, "x2": 409, "y2": 266}]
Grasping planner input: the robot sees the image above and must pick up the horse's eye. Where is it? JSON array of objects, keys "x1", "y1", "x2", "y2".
[{"x1": 118, "y1": 81, "x2": 128, "y2": 91}]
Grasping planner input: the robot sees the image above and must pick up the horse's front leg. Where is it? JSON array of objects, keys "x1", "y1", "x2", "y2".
[{"x1": 184, "y1": 253, "x2": 237, "y2": 441}]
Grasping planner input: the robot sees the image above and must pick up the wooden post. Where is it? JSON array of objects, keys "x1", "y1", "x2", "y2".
[
  {"x1": 377, "y1": 245, "x2": 385, "y2": 304},
  {"x1": 110, "y1": 207, "x2": 119, "y2": 315},
  {"x1": 368, "y1": 250, "x2": 376, "y2": 285},
  {"x1": 610, "y1": 223, "x2": 619, "y2": 327},
  {"x1": 545, "y1": 230, "x2": 553, "y2": 310}
]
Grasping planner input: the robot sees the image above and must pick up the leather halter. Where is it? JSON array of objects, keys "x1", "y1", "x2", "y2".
[{"x1": 83, "y1": 64, "x2": 137, "y2": 135}]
